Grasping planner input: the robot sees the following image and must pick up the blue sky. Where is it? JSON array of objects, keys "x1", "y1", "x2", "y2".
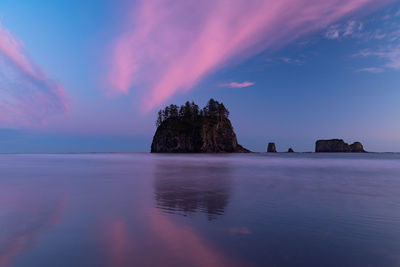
[{"x1": 0, "y1": 0, "x2": 399, "y2": 152}]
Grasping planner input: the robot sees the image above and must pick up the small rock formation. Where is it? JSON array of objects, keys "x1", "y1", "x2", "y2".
[
  {"x1": 315, "y1": 139, "x2": 366, "y2": 153},
  {"x1": 267, "y1": 142, "x2": 277, "y2": 153},
  {"x1": 350, "y1": 142, "x2": 366, "y2": 153},
  {"x1": 151, "y1": 99, "x2": 250, "y2": 153},
  {"x1": 288, "y1": 148, "x2": 294, "y2": 153}
]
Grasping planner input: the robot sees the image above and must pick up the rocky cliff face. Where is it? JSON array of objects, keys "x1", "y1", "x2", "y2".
[
  {"x1": 151, "y1": 117, "x2": 249, "y2": 153},
  {"x1": 315, "y1": 139, "x2": 366, "y2": 153}
]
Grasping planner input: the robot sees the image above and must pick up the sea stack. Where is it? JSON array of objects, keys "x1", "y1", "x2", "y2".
[
  {"x1": 151, "y1": 99, "x2": 250, "y2": 153},
  {"x1": 350, "y1": 142, "x2": 366, "y2": 153},
  {"x1": 288, "y1": 148, "x2": 294, "y2": 153},
  {"x1": 315, "y1": 139, "x2": 366, "y2": 153},
  {"x1": 267, "y1": 142, "x2": 277, "y2": 153}
]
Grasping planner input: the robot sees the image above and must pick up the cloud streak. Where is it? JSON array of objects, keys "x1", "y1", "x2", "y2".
[
  {"x1": 0, "y1": 23, "x2": 68, "y2": 128},
  {"x1": 108, "y1": 0, "x2": 393, "y2": 112},
  {"x1": 355, "y1": 46, "x2": 400, "y2": 71},
  {"x1": 325, "y1": 20, "x2": 364, "y2": 39},
  {"x1": 356, "y1": 67, "x2": 385, "y2": 73},
  {"x1": 221, "y1": 81, "x2": 254, "y2": 88}
]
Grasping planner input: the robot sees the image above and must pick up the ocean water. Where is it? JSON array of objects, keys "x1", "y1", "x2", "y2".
[{"x1": 0, "y1": 153, "x2": 399, "y2": 267}]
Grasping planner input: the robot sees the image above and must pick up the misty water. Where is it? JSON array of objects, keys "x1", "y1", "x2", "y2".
[{"x1": 0, "y1": 153, "x2": 399, "y2": 267}]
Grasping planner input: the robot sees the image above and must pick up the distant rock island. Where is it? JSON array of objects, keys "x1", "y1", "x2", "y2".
[
  {"x1": 151, "y1": 99, "x2": 250, "y2": 153},
  {"x1": 316, "y1": 139, "x2": 366, "y2": 153},
  {"x1": 267, "y1": 142, "x2": 277, "y2": 153}
]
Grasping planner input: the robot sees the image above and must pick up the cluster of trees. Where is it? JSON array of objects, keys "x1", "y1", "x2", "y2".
[{"x1": 156, "y1": 99, "x2": 230, "y2": 127}]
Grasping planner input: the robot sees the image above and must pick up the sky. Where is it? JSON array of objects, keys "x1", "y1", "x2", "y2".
[{"x1": 0, "y1": 0, "x2": 399, "y2": 153}]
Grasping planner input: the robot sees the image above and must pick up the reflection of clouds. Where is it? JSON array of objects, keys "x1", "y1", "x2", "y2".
[
  {"x1": 104, "y1": 219, "x2": 135, "y2": 267},
  {"x1": 101, "y1": 209, "x2": 242, "y2": 267},
  {"x1": 147, "y1": 211, "x2": 235, "y2": 267},
  {"x1": 0, "y1": 190, "x2": 66, "y2": 266},
  {"x1": 153, "y1": 160, "x2": 232, "y2": 219}
]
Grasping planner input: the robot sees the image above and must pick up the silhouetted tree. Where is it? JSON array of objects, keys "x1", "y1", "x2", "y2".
[
  {"x1": 178, "y1": 105, "x2": 185, "y2": 117},
  {"x1": 156, "y1": 110, "x2": 163, "y2": 127},
  {"x1": 155, "y1": 98, "x2": 230, "y2": 128},
  {"x1": 191, "y1": 101, "x2": 199, "y2": 119},
  {"x1": 205, "y1": 98, "x2": 217, "y2": 117},
  {"x1": 183, "y1": 101, "x2": 192, "y2": 118},
  {"x1": 217, "y1": 102, "x2": 229, "y2": 121},
  {"x1": 169, "y1": 104, "x2": 179, "y2": 118},
  {"x1": 164, "y1": 106, "x2": 170, "y2": 119}
]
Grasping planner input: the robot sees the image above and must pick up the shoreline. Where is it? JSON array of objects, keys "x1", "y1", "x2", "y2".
[{"x1": 0, "y1": 152, "x2": 399, "y2": 155}]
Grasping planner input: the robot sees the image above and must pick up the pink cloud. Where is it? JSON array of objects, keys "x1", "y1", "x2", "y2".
[
  {"x1": 0, "y1": 23, "x2": 69, "y2": 128},
  {"x1": 108, "y1": 0, "x2": 393, "y2": 112},
  {"x1": 221, "y1": 81, "x2": 255, "y2": 88}
]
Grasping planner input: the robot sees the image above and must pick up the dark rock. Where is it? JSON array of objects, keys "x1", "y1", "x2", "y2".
[
  {"x1": 151, "y1": 100, "x2": 250, "y2": 153},
  {"x1": 316, "y1": 139, "x2": 350, "y2": 152},
  {"x1": 288, "y1": 148, "x2": 294, "y2": 153},
  {"x1": 316, "y1": 139, "x2": 366, "y2": 153},
  {"x1": 267, "y1": 142, "x2": 277, "y2": 153},
  {"x1": 350, "y1": 142, "x2": 366, "y2": 153}
]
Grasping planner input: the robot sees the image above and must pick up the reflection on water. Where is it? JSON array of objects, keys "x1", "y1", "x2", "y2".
[
  {"x1": 0, "y1": 153, "x2": 399, "y2": 267},
  {"x1": 154, "y1": 160, "x2": 232, "y2": 219},
  {"x1": 0, "y1": 186, "x2": 66, "y2": 266}
]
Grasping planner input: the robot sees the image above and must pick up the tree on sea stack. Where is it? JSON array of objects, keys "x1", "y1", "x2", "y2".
[{"x1": 151, "y1": 99, "x2": 250, "y2": 153}]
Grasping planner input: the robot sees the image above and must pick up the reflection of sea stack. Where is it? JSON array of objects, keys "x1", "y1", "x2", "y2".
[
  {"x1": 151, "y1": 99, "x2": 249, "y2": 153},
  {"x1": 315, "y1": 139, "x2": 366, "y2": 153},
  {"x1": 267, "y1": 142, "x2": 277, "y2": 153},
  {"x1": 153, "y1": 160, "x2": 232, "y2": 220}
]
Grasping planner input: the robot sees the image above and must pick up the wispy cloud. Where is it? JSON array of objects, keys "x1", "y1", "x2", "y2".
[
  {"x1": 280, "y1": 57, "x2": 305, "y2": 66},
  {"x1": 220, "y1": 81, "x2": 255, "y2": 88},
  {"x1": 265, "y1": 55, "x2": 306, "y2": 66},
  {"x1": 325, "y1": 25, "x2": 341, "y2": 39},
  {"x1": 108, "y1": 0, "x2": 393, "y2": 112},
  {"x1": 356, "y1": 67, "x2": 385, "y2": 73},
  {"x1": 324, "y1": 6, "x2": 400, "y2": 73},
  {"x1": 0, "y1": 23, "x2": 68, "y2": 128},
  {"x1": 371, "y1": 31, "x2": 386, "y2": 40},
  {"x1": 355, "y1": 46, "x2": 400, "y2": 71},
  {"x1": 325, "y1": 20, "x2": 364, "y2": 39}
]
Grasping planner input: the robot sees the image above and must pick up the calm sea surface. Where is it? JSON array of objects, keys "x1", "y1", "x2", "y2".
[{"x1": 0, "y1": 153, "x2": 399, "y2": 267}]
